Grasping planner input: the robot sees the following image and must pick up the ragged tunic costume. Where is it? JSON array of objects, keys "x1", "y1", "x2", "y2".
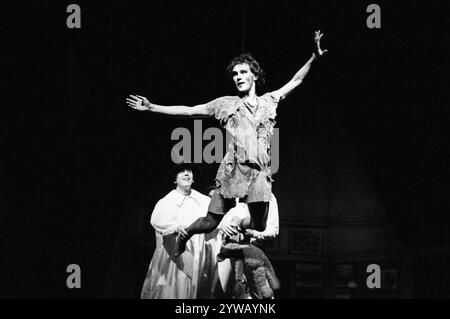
[{"x1": 205, "y1": 93, "x2": 280, "y2": 214}]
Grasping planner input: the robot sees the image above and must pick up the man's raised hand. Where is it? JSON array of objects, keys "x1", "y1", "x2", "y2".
[{"x1": 314, "y1": 30, "x2": 328, "y2": 57}]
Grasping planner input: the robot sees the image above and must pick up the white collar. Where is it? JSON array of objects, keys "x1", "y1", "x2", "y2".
[{"x1": 168, "y1": 189, "x2": 202, "y2": 207}]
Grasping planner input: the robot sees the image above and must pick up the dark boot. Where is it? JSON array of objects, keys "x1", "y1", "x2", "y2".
[
  {"x1": 173, "y1": 212, "x2": 224, "y2": 256},
  {"x1": 174, "y1": 233, "x2": 189, "y2": 257}
]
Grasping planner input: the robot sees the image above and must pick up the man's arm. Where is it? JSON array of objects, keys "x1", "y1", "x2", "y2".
[
  {"x1": 218, "y1": 205, "x2": 242, "y2": 237},
  {"x1": 259, "y1": 194, "x2": 279, "y2": 239},
  {"x1": 271, "y1": 54, "x2": 318, "y2": 102},
  {"x1": 271, "y1": 30, "x2": 328, "y2": 102},
  {"x1": 126, "y1": 95, "x2": 210, "y2": 117}
]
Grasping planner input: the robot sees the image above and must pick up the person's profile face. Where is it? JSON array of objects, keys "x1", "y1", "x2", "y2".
[
  {"x1": 232, "y1": 63, "x2": 257, "y2": 93},
  {"x1": 175, "y1": 169, "x2": 193, "y2": 188}
]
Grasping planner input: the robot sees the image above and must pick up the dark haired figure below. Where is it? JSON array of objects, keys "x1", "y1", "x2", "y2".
[{"x1": 127, "y1": 31, "x2": 327, "y2": 256}]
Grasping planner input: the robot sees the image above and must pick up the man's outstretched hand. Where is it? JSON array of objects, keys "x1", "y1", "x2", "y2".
[{"x1": 126, "y1": 95, "x2": 152, "y2": 111}]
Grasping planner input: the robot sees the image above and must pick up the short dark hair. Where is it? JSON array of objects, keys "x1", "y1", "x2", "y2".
[
  {"x1": 168, "y1": 163, "x2": 197, "y2": 183},
  {"x1": 226, "y1": 53, "x2": 266, "y2": 90}
]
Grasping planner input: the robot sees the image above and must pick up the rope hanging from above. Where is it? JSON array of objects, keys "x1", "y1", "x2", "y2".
[{"x1": 242, "y1": 0, "x2": 246, "y2": 53}]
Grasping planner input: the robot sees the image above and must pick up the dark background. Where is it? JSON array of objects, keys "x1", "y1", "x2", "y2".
[{"x1": 1, "y1": 1, "x2": 448, "y2": 298}]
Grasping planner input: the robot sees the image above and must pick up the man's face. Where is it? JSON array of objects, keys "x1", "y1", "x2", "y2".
[
  {"x1": 232, "y1": 63, "x2": 257, "y2": 93},
  {"x1": 175, "y1": 169, "x2": 194, "y2": 188}
]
